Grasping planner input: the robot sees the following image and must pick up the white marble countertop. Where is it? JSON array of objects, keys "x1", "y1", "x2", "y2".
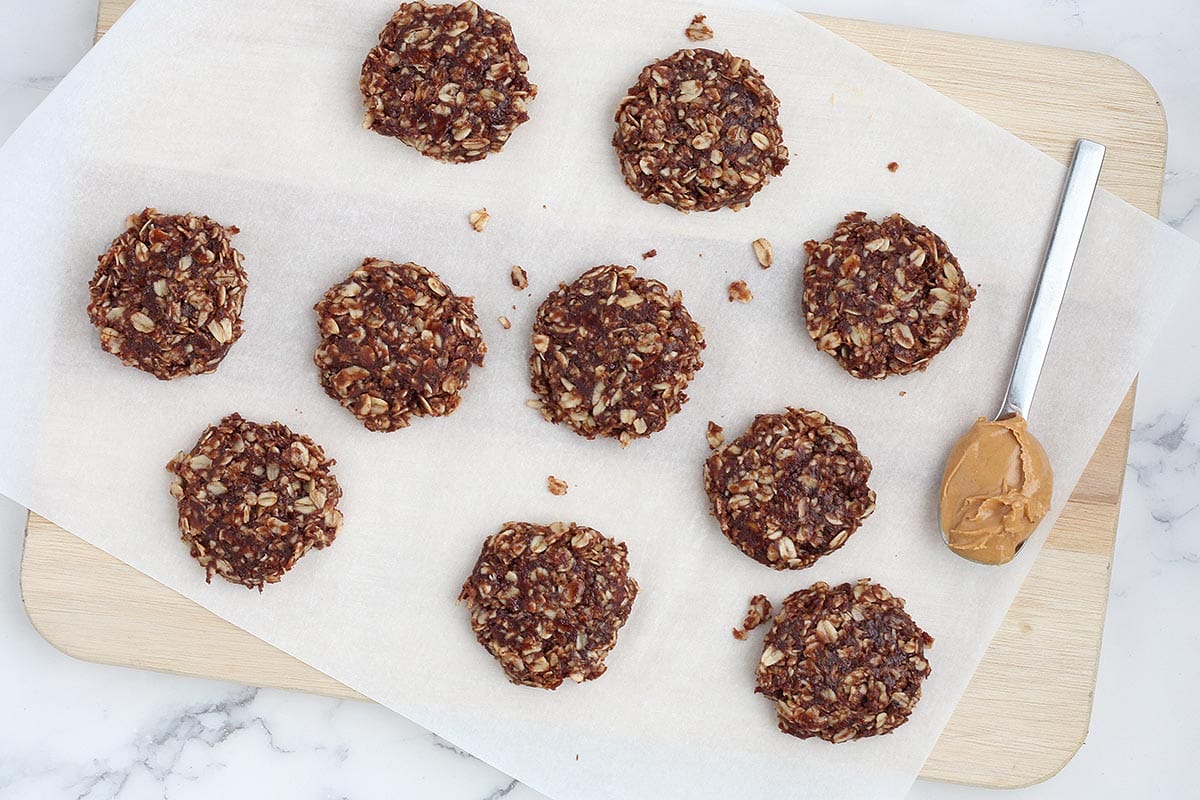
[{"x1": 1, "y1": 1, "x2": 1196, "y2": 797}]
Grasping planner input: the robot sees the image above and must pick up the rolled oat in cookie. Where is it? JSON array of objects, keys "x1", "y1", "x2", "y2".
[
  {"x1": 87, "y1": 208, "x2": 247, "y2": 380},
  {"x1": 360, "y1": 1, "x2": 537, "y2": 163},
  {"x1": 528, "y1": 265, "x2": 705, "y2": 446},
  {"x1": 704, "y1": 408, "x2": 875, "y2": 569},
  {"x1": 314, "y1": 258, "x2": 485, "y2": 432},
  {"x1": 458, "y1": 521, "x2": 638, "y2": 690},
  {"x1": 756, "y1": 579, "x2": 933, "y2": 742},
  {"x1": 166, "y1": 414, "x2": 343, "y2": 590},
  {"x1": 613, "y1": 48, "x2": 788, "y2": 212},
  {"x1": 803, "y1": 212, "x2": 975, "y2": 379}
]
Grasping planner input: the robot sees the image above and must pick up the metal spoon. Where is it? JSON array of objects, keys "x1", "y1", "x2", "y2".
[
  {"x1": 995, "y1": 138, "x2": 1106, "y2": 421},
  {"x1": 940, "y1": 138, "x2": 1106, "y2": 552}
]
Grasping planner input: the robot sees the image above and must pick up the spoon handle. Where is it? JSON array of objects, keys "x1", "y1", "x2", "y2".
[{"x1": 997, "y1": 139, "x2": 1106, "y2": 420}]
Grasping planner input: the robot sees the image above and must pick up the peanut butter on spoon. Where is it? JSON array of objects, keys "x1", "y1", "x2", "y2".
[
  {"x1": 940, "y1": 415, "x2": 1052, "y2": 564},
  {"x1": 939, "y1": 139, "x2": 1105, "y2": 565}
]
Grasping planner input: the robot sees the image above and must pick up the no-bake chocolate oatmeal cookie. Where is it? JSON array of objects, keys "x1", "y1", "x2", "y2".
[
  {"x1": 87, "y1": 208, "x2": 247, "y2": 380},
  {"x1": 166, "y1": 413, "x2": 344, "y2": 590},
  {"x1": 528, "y1": 265, "x2": 705, "y2": 446},
  {"x1": 360, "y1": 1, "x2": 537, "y2": 163},
  {"x1": 459, "y1": 521, "x2": 638, "y2": 689},
  {"x1": 756, "y1": 579, "x2": 933, "y2": 742},
  {"x1": 613, "y1": 48, "x2": 788, "y2": 211},
  {"x1": 704, "y1": 408, "x2": 875, "y2": 569},
  {"x1": 314, "y1": 258, "x2": 485, "y2": 432},
  {"x1": 803, "y1": 212, "x2": 974, "y2": 379}
]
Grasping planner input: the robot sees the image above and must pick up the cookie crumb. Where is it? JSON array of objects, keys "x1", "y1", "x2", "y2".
[
  {"x1": 887, "y1": 161, "x2": 900, "y2": 173},
  {"x1": 498, "y1": 315, "x2": 512, "y2": 330},
  {"x1": 728, "y1": 280, "x2": 752, "y2": 303},
  {"x1": 685, "y1": 13, "x2": 714, "y2": 41},
  {"x1": 510, "y1": 264, "x2": 528, "y2": 290},
  {"x1": 706, "y1": 420, "x2": 725, "y2": 449},
  {"x1": 898, "y1": 390, "x2": 907, "y2": 397},
  {"x1": 752, "y1": 237, "x2": 773, "y2": 269},
  {"x1": 732, "y1": 593, "x2": 774, "y2": 639},
  {"x1": 547, "y1": 475, "x2": 569, "y2": 496},
  {"x1": 641, "y1": 248, "x2": 658, "y2": 260},
  {"x1": 469, "y1": 208, "x2": 490, "y2": 232}
]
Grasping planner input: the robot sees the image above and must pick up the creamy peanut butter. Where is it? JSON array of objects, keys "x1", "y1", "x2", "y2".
[{"x1": 939, "y1": 415, "x2": 1053, "y2": 565}]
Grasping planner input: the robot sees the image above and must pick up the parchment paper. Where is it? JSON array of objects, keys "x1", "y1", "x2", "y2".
[{"x1": 2, "y1": 0, "x2": 1198, "y2": 797}]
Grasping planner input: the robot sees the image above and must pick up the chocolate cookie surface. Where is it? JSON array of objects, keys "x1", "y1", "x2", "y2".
[
  {"x1": 803, "y1": 212, "x2": 974, "y2": 379},
  {"x1": 87, "y1": 208, "x2": 247, "y2": 380},
  {"x1": 360, "y1": 1, "x2": 537, "y2": 162},
  {"x1": 528, "y1": 265, "x2": 705, "y2": 445},
  {"x1": 459, "y1": 521, "x2": 638, "y2": 689},
  {"x1": 756, "y1": 579, "x2": 933, "y2": 742},
  {"x1": 704, "y1": 408, "x2": 875, "y2": 569},
  {"x1": 613, "y1": 48, "x2": 788, "y2": 212},
  {"x1": 166, "y1": 414, "x2": 343, "y2": 590},
  {"x1": 314, "y1": 258, "x2": 485, "y2": 432}
]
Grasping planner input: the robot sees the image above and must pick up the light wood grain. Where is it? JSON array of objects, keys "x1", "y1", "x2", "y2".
[{"x1": 23, "y1": 0, "x2": 1165, "y2": 789}]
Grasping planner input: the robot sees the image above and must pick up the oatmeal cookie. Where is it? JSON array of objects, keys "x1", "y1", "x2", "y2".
[
  {"x1": 756, "y1": 579, "x2": 933, "y2": 742},
  {"x1": 803, "y1": 212, "x2": 974, "y2": 379},
  {"x1": 87, "y1": 208, "x2": 247, "y2": 379},
  {"x1": 166, "y1": 414, "x2": 343, "y2": 590},
  {"x1": 704, "y1": 408, "x2": 875, "y2": 569},
  {"x1": 459, "y1": 521, "x2": 638, "y2": 689},
  {"x1": 314, "y1": 258, "x2": 485, "y2": 432},
  {"x1": 613, "y1": 48, "x2": 788, "y2": 211},
  {"x1": 360, "y1": 1, "x2": 537, "y2": 162},
  {"x1": 528, "y1": 265, "x2": 705, "y2": 445}
]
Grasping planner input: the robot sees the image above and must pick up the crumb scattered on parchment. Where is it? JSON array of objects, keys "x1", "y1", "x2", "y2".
[
  {"x1": 510, "y1": 264, "x2": 528, "y2": 290},
  {"x1": 498, "y1": 315, "x2": 512, "y2": 330},
  {"x1": 728, "y1": 280, "x2": 752, "y2": 303},
  {"x1": 706, "y1": 420, "x2": 724, "y2": 449},
  {"x1": 887, "y1": 161, "x2": 900, "y2": 173},
  {"x1": 685, "y1": 13, "x2": 714, "y2": 41},
  {"x1": 752, "y1": 237, "x2": 773, "y2": 269},
  {"x1": 898, "y1": 390, "x2": 907, "y2": 397},
  {"x1": 732, "y1": 594, "x2": 773, "y2": 640},
  {"x1": 641, "y1": 248, "x2": 657, "y2": 260},
  {"x1": 828, "y1": 92, "x2": 836, "y2": 105},
  {"x1": 547, "y1": 475, "x2": 569, "y2": 496},
  {"x1": 468, "y1": 208, "x2": 490, "y2": 232}
]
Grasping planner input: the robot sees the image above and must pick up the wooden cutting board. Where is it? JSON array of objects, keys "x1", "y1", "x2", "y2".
[{"x1": 21, "y1": 0, "x2": 1165, "y2": 789}]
